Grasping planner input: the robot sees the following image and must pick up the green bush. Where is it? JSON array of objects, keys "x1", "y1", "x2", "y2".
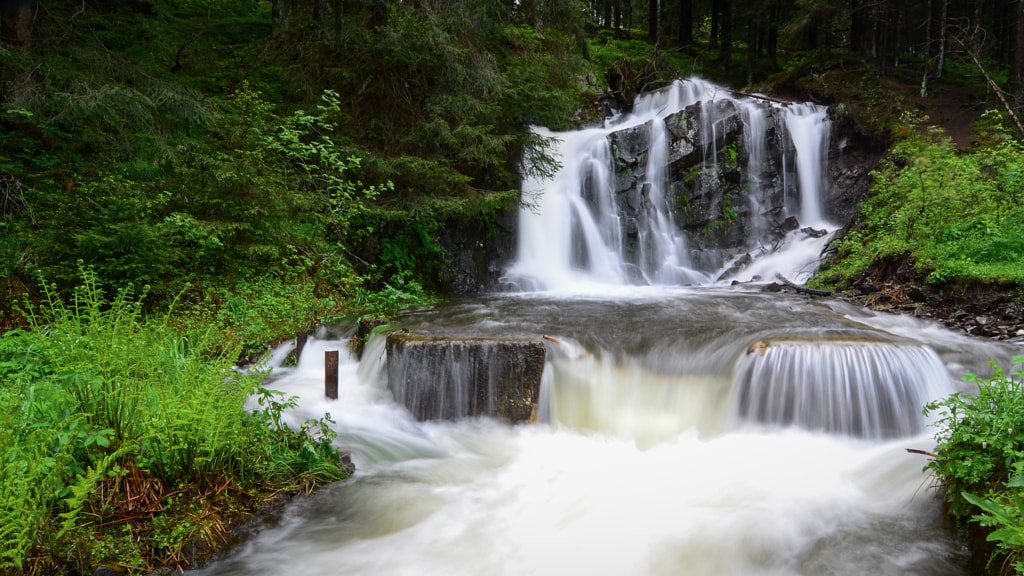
[
  {"x1": 0, "y1": 268, "x2": 348, "y2": 572},
  {"x1": 812, "y1": 113, "x2": 1024, "y2": 288},
  {"x1": 925, "y1": 355, "x2": 1024, "y2": 574}
]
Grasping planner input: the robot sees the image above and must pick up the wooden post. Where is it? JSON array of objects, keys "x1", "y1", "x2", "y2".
[{"x1": 325, "y1": 350, "x2": 338, "y2": 399}]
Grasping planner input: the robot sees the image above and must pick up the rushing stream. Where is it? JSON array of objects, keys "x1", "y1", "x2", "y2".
[{"x1": 194, "y1": 79, "x2": 1024, "y2": 575}]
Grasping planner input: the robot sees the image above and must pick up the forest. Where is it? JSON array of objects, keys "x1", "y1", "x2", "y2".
[{"x1": 1, "y1": 0, "x2": 1023, "y2": 574}]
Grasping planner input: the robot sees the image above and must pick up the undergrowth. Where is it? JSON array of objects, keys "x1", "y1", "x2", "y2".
[
  {"x1": 0, "y1": 268, "x2": 348, "y2": 574},
  {"x1": 812, "y1": 111, "x2": 1024, "y2": 290},
  {"x1": 925, "y1": 355, "x2": 1024, "y2": 575}
]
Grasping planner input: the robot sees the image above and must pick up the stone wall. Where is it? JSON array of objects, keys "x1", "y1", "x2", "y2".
[{"x1": 385, "y1": 332, "x2": 546, "y2": 422}]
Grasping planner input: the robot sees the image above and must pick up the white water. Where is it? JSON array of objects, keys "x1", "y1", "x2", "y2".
[
  {"x1": 508, "y1": 77, "x2": 834, "y2": 291},
  {"x1": 784, "y1": 103, "x2": 832, "y2": 228},
  {"x1": 192, "y1": 80, "x2": 1023, "y2": 576},
  {"x1": 196, "y1": 292, "x2": 1023, "y2": 576}
]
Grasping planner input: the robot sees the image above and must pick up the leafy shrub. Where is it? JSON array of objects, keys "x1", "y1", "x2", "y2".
[
  {"x1": 1, "y1": 268, "x2": 349, "y2": 572},
  {"x1": 812, "y1": 114, "x2": 1024, "y2": 288},
  {"x1": 925, "y1": 356, "x2": 1024, "y2": 574}
]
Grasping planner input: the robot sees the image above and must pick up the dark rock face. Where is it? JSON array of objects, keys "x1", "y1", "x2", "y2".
[
  {"x1": 439, "y1": 88, "x2": 885, "y2": 293},
  {"x1": 385, "y1": 332, "x2": 546, "y2": 422},
  {"x1": 824, "y1": 109, "x2": 887, "y2": 225},
  {"x1": 439, "y1": 208, "x2": 518, "y2": 294}
]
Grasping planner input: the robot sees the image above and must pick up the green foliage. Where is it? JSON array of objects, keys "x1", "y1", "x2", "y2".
[
  {"x1": 812, "y1": 113, "x2": 1024, "y2": 289},
  {"x1": 278, "y1": 0, "x2": 589, "y2": 194},
  {"x1": 1, "y1": 269, "x2": 349, "y2": 572},
  {"x1": 925, "y1": 356, "x2": 1024, "y2": 573},
  {"x1": 963, "y1": 478, "x2": 1024, "y2": 575},
  {"x1": 354, "y1": 278, "x2": 435, "y2": 317}
]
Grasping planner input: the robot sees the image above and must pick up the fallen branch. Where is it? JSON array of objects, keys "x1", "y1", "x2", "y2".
[
  {"x1": 905, "y1": 448, "x2": 938, "y2": 458},
  {"x1": 951, "y1": 24, "x2": 1024, "y2": 140},
  {"x1": 774, "y1": 274, "x2": 833, "y2": 297},
  {"x1": 730, "y1": 90, "x2": 794, "y2": 106}
]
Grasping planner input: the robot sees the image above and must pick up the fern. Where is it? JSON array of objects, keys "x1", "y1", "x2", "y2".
[{"x1": 56, "y1": 447, "x2": 131, "y2": 540}]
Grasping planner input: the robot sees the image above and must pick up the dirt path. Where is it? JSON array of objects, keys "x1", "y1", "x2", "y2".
[{"x1": 917, "y1": 84, "x2": 981, "y2": 149}]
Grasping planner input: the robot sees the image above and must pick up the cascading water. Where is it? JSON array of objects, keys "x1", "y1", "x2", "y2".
[
  {"x1": 784, "y1": 103, "x2": 832, "y2": 228},
  {"x1": 735, "y1": 341, "x2": 948, "y2": 438},
  {"x1": 193, "y1": 79, "x2": 1024, "y2": 576},
  {"x1": 506, "y1": 77, "x2": 834, "y2": 291}
]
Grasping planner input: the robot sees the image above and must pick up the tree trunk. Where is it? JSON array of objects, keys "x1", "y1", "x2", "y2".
[
  {"x1": 710, "y1": 0, "x2": 720, "y2": 48},
  {"x1": 718, "y1": 0, "x2": 731, "y2": 67},
  {"x1": 0, "y1": 0, "x2": 41, "y2": 107},
  {"x1": 272, "y1": 0, "x2": 289, "y2": 35},
  {"x1": 627, "y1": 0, "x2": 633, "y2": 38},
  {"x1": 921, "y1": 0, "x2": 932, "y2": 97},
  {"x1": 678, "y1": 0, "x2": 692, "y2": 46},
  {"x1": 603, "y1": 0, "x2": 612, "y2": 29},
  {"x1": 334, "y1": 0, "x2": 344, "y2": 38},
  {"x1": 746, "y1": 12, "x2": 756, "y2": 86},
  {"x1": 895, "y1": 0, "x2": 903, "y2": 67},
  {"x1": 1012, "y1": 0, "x2": 1024, "y2": 107},
  {"x1": 648, "y1": 0, "x2": 660, "y2": 47},
  {"x1": 316, "y1": 0, "x2": 328, "y2": 27},
  {"x1": 879, "y1": 0, "x2": 893, "y2": 73},
  {"x1": 936, "y1": 0, "x2": 948, "y2": 78},
  {"x1": 850, "y1": 0, "x2": 866, "y2": 56}
]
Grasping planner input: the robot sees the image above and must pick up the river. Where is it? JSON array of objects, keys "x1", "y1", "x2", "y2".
[{"x1": 193, "y1": 79, "x2": 1023, "y2": 575}]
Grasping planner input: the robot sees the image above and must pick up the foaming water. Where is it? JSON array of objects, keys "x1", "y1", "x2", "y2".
[
  {"x1": 191, "y1": 78, "x2": 1021, "y2": 576},
  {"x1": 508, "y1": 77, "x2": 834, "y2": 291},
  {"x1": 193, "y1": 291, "x2": 1023, "y2": 576},
  {"x1": 735, "y1": 341, "x2": 949, "y2": 438}
]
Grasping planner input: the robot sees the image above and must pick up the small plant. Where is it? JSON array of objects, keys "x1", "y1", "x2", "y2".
[
  {"x1": 2, "y1": 269, "x2": 350, "y2": 572},
  {"x1": 925, "y1": 355, "x2": 1024, "y2": 574},
  {"x1": 962, "y1": 474, "x2": 1024, "y2": 575}
]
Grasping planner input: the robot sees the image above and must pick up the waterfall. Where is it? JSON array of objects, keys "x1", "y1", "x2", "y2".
[
  {"x1": 734, "y1": 341, "x2": 949, "y2": 438},
  {"x1": 187, "y1": 79, "x2": 1008, "y2": 576},
  {"x1": 507, "y1": 78, "x2": 834, "y2": 291},
  {"x1": 190, "y1": 290, "x2": 1021, "y2": 576},
  {"x1": 784, "y1": 103, "x2": 832, "y2": 228}
]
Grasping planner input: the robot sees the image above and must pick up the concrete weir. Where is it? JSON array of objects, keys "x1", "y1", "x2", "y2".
[{"x1": 384, "y1": 332, "x2": 546, "y2": 422}]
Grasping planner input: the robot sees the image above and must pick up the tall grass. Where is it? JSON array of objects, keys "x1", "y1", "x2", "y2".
[{"x1": 0, "y1": 269, "x2": 347, "y2": 573}]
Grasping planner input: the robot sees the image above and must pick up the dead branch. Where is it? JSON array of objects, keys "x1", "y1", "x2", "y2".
[
  {"x1": 730, "y1": 90, "x2": 794, "y2": 106},
  {"x1": 774, "y1": 274, "x2": 833, "y2": 297},
  {"x1": 951, "y1": 23, "x2": 1024, "y2": 140}
]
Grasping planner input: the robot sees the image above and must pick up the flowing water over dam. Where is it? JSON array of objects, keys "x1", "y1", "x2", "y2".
[{"x1": 194, "y1": 79, "x2": 1024, "y2": 575}]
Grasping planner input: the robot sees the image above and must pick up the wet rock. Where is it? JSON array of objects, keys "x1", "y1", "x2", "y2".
[
  {"x1": 385, "y1": 333, "x2": 545, "y2": 422},
  {"x1": 800, "y1": 226, "x2": 828, "y2": 238},
  {"x1": 610, "y1": 121, "x2": 652, "y2": 170},
  {"x1": 440, "y1": 208, "x2": 518, "y2": 294},
  {"x1": 907, "y1": 285, "x2": 930, "y2": 304},
  {"x1": 350, "y1": 315, "x2": 388, "y2": 358},
  {"x1": 853, "y1": 282, "x2": 880, "y2": 295},
  {"x1": 717, "y1": 253, "x2": 753, "y2": 283},
  {"x1": 339, "y1": 452, "x2": 356, "y2": 476}
]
